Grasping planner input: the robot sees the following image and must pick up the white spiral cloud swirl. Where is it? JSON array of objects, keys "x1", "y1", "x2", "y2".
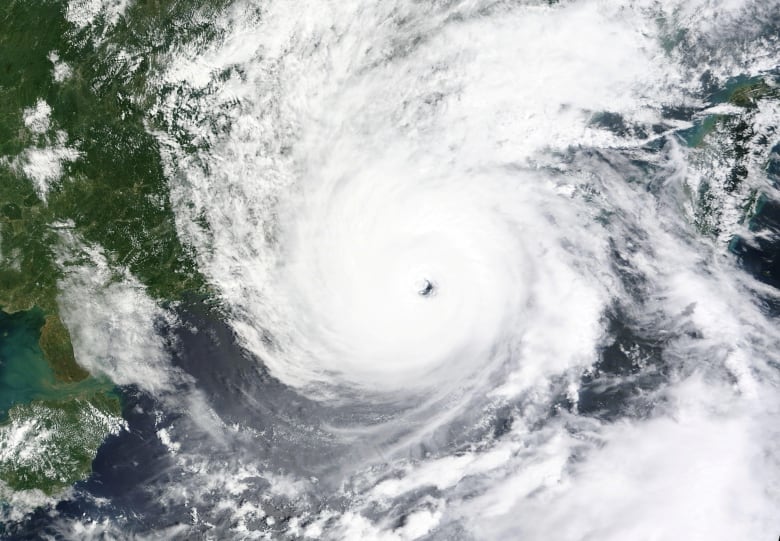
[
  {"x1": 262, "y1": 153, "x2": 606, "y2": 395},
  {"x1": 157, "y1": 0, "x2": 646, "y2": 401},
  {"x1": 143, "y1": 0, "x2": 780, "y2": 538}
]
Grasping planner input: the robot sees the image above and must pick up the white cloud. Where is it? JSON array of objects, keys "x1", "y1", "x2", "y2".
[
  {"x1": 16, "y1": 144, "x2": 80, "y2": 200},
  {"x1": 14, "y1": 101, "x2": 80, "y2": 200},
  {"x1": 140, "y1": 0, "x2": 780, "y2": 538},
  {"x1": 56, "y1": 233, "x2": 179, "y2": 394},
  {"x1": 65, "y1": 0, "x2": 131, "y2": 31},
  {"x1": 22, "y1": 99, "x2": 52, "y2": 135},
  {"x1": 48, "y1": 51, "x2": 73, "y2": 83}
]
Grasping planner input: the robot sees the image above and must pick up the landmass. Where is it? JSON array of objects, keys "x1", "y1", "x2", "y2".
[{"x1": 0, "y1": 0, "x2": 210, "y2": 498}]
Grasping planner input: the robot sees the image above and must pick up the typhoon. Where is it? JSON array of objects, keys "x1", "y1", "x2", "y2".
[{"x1": 2, "y1": 0, "x2": 780, "y2": 539}]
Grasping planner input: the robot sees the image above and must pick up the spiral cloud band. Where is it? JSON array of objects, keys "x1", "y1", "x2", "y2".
[
  {"x1": 128, "y1": 0, "x2": 780, "y2": 538},
  {"x1": 158, "y1": 0, "x2": 630, "y2": 398}
]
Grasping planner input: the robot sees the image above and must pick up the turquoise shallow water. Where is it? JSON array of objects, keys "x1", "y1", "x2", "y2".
[
  {"x1": 1, "y1": 1, "x2": 779, "y2": 537},
  {"x1": 0, "y1": 307, "x2": 57, "y2": 421},
  {"x1": 0, "y1": 307, "x2": 111, "y2": 422}
]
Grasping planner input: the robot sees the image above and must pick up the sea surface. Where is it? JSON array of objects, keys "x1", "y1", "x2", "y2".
[{"x1": 1, "y1": 1, "x2": 780, "y2": 539}]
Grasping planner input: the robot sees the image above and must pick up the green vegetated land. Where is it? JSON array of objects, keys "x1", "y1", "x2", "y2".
[
  {"x1": 0, "y1": 0, "x2": 220, "y2": 496},
  {"x1": 0, "y1": 0, "x2": 776, "y2": 500}
]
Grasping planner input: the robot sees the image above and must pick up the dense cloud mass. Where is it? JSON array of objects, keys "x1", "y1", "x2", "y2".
[{"x1": 5, "y1": 0, "x2": 780, "y2": 539}]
